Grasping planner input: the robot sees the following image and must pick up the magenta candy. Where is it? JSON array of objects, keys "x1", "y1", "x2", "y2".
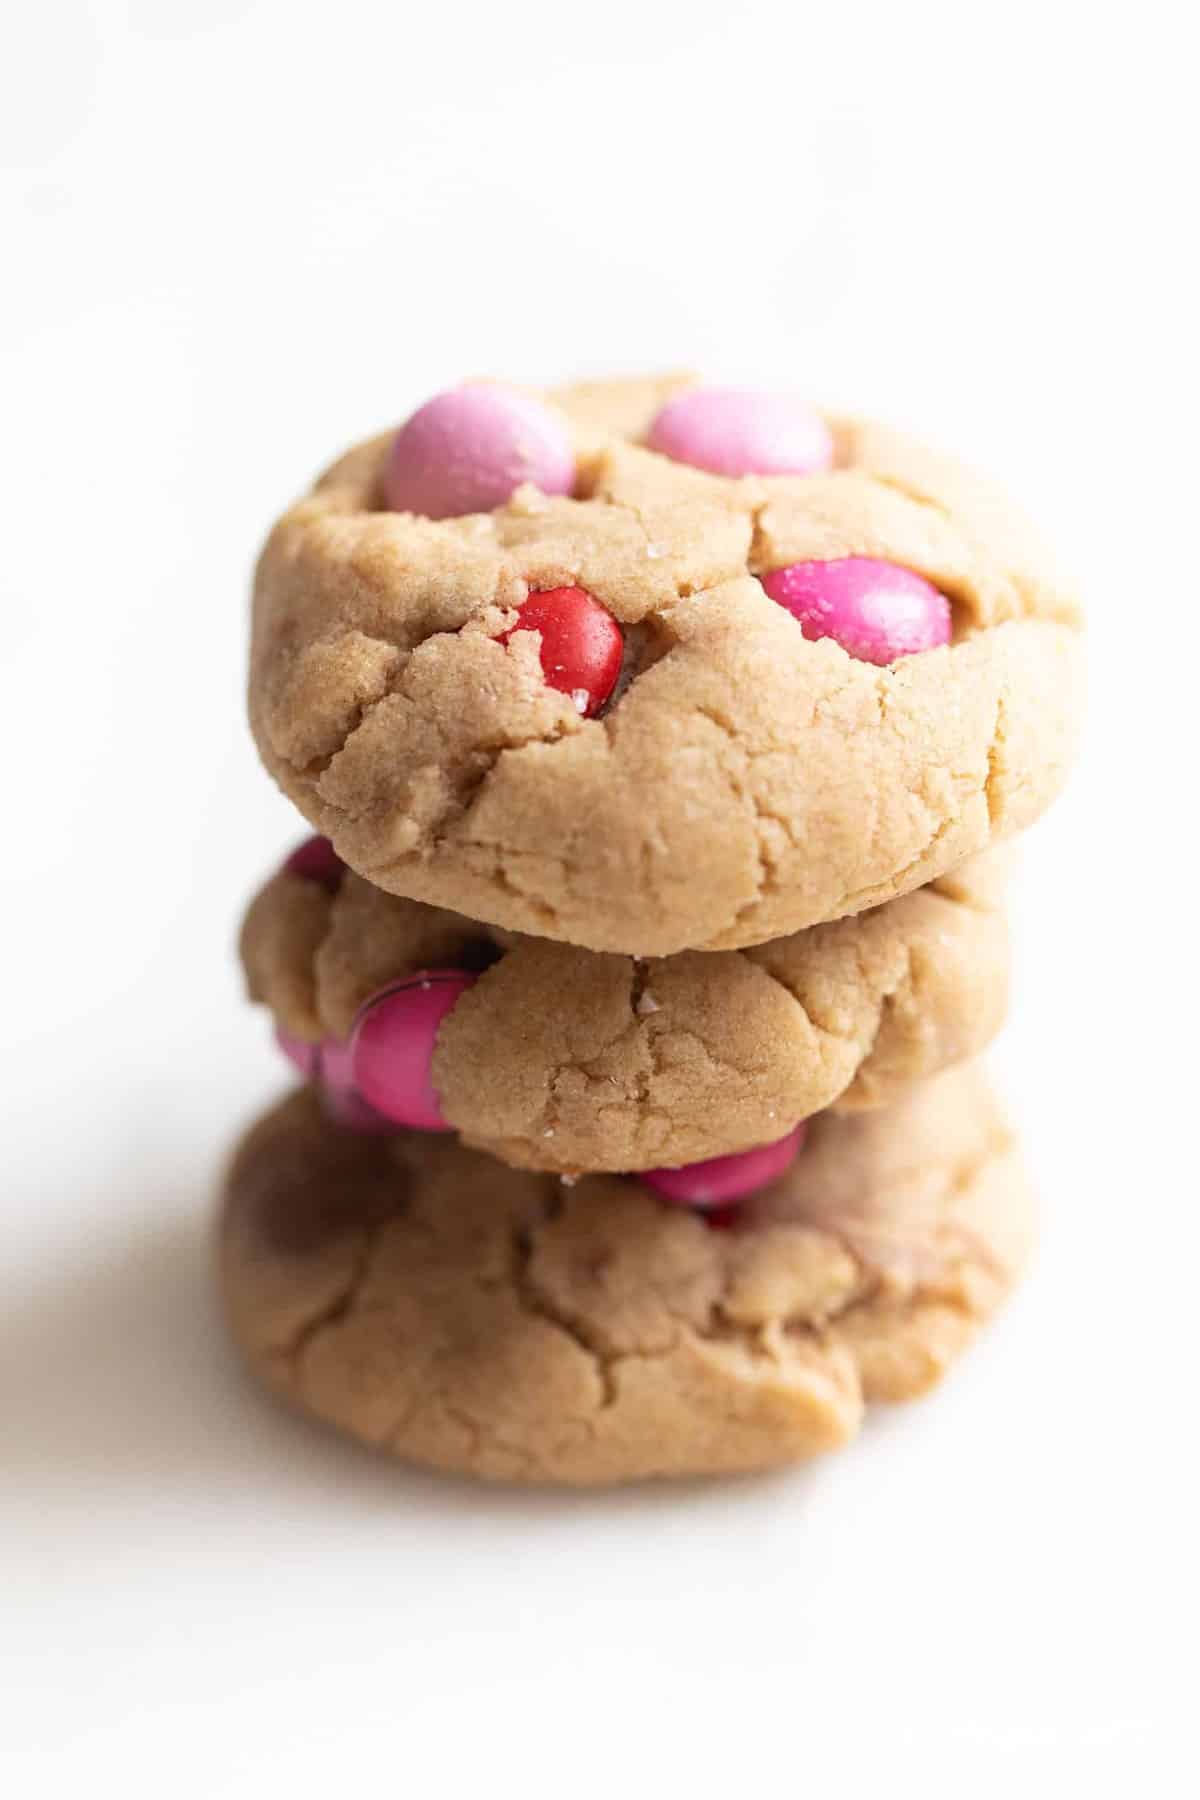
[
  {"x1": 350, "y1": 970, "x2": 477, "y2": 1131},
  {"x1": 283, "y1": 835, "x2": 344, "y2": 891},
  {"x1": 645, "y1": 385, "x2": 832, "y2": 478},
  {"x1": 382, "y1": 385, "x2": 575, "y2": 519},
  {"x1": 643, "y1": 1124, "x2": 807, "y2": 1208},
  {"x1": 761, "y1": 556, "x2": 952, "y2": 665}
]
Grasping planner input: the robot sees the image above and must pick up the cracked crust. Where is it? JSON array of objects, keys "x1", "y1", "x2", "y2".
[
  {"x1": 240, "y1": 852, "x2": 1010, "y2": 1174},
  {"x1": 249, "y1": 374, "x2": 1083, "y2": 956},
  {"x1": 217, "y1": 1065, "x2": 1033, "y2": 1486}
]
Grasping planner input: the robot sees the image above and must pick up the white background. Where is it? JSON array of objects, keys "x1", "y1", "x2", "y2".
[{"x1": 2, "y1": 2, "x2": 1196, "y2": 1793}]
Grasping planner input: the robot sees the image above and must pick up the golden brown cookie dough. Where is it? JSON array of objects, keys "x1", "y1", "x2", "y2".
[
  {"x1": 249, "y1": 374, "x2": 1083, "y2": 955},
  {"x1": 217, "y1": 1065, "x2": 1033, "y2": 1485},
  {"x1": 241, "y1": 853, "x2": 1010, "y2": 1174}
]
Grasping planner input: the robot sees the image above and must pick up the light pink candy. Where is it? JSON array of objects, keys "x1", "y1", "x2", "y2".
[
  {"x1": 382, "y1": 385, "x2": 575, "y2": 519},
  {"x1": 350, "y1": 970, "x2": 477, "y2": 1132},
  {"x1": 761, "y1": 556, "x2": 952, "y2": 665},
  {"x1": 642, "y1": 1125, "x2": 807, "y2": 1208},
  {"x1": 645, "y1": 385, "x2": 832, "y2": 478}
]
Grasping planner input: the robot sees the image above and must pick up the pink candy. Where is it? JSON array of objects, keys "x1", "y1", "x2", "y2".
[
  {"x1": 382, "y1": 385, "x2": 575, "y2": 519},
  {"x1": 349, "y1": 970, "x2": 477, "y2": 1131},
  {"x1": 646, "y1": 385, "x2": 832, "y2": 478},
  {"x1": 761, "y1": 556, "x2": 952, "y2": 665},
  {"x1": 643, "y1": 1124, "x2": 807, "y2": 1208}
]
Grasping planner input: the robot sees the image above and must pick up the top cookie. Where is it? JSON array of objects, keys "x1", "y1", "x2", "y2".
[{"x1": 250, "y1": 374, "x2": 1083, "y2": 955}]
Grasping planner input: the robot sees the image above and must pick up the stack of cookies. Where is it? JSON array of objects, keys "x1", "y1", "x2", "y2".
[{"x1": 221, "y1": 374, "x2": 1083, "y2": 1485}]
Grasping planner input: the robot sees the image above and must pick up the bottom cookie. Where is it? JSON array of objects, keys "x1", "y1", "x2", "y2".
[{"x1": 217, "y1": 1066, "x2": 1033, "y2": 1485}]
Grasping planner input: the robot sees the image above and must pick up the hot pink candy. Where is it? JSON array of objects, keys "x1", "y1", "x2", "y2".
[
  {"x1": 645, "y1": 385, "x2": 832, "y2": 478},
  {"x1": 642, "y1": 1124, "x2": 807, "y2": 1208},
  {"x1": 761, "y1": 556, "x2": 952, "y2": 665},
  {"x1": 382, "y1": 385, "x2": 575, "y2": 519},
  {"x1": 350, "y1": 970, "x2": 477, "y2": 1132}
]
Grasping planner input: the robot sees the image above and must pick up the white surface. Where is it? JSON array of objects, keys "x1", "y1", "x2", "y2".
[{"x1": 2, "y1": 2, "x2": 1196, "y2": 1792}]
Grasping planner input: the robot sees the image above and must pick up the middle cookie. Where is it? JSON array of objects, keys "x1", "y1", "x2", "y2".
[{"x1": 241, "y1": 840, "x2": 1009, "y2": 1177}]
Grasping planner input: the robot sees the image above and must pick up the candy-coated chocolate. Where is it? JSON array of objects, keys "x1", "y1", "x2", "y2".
[
  {"x1": 497, "y1": 586, "x2": 623, "y2": 717},
  {"x1": 350, "y1": 970, "x2": 477, "y2": 1132},
  {"x1": 283, "y1": 834, "x2": 345, "y2": 891},
  {"x1": 382, "y1": 385, "x2": 575, "y2": 519},
  {"x1": 645, "y1": 385, "x2": 832, "y2": 478},
  {"x1": 761, "y1": 556, "x2": 952, "y2": 665},
  {"x1": 642, "y1": 1124, "x2": 807, "y2": 1207}
]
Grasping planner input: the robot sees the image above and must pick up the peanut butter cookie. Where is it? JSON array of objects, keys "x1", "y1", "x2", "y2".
[
  {"x1": 249, "y1": 375, "x2": 1082, "y2": 954},
  {"x1": 218, "y1": 1064, "x2": 1032, "y2": 1485}
]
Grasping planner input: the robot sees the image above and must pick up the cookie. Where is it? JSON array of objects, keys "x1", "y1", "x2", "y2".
[
  {"x1": 249, "y1": 374, "x2": 1083, "y2": 955},
  {"x1": 241, "y1": 842, "x2": 1010, "y2": 1175},
  {"x1": 217, "y1": 1064, "x2": 1033, "y2": 1485}
]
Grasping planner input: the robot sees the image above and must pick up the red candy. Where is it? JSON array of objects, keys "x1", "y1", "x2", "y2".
[
  {"x1": 283, "y1": 835, "x2": 345, "y2": 891},
  {"x1": 350, "y1": 970, "x2": 478, "y2": 1132},
  {"x1": 497, "y1": 586, "x2": 622, "y2": 717}
]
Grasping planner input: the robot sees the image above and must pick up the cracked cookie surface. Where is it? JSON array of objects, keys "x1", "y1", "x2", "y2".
[
  {"x1": 249, "y1": 374, "x2": 1083, "y2": 955},
  {"x1": 217, "y1": 1064, "x2": 1033, "y2": 1485},
  {"x1": 241, "y1": 852, "x2": 1010, "y2": 1174}
]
